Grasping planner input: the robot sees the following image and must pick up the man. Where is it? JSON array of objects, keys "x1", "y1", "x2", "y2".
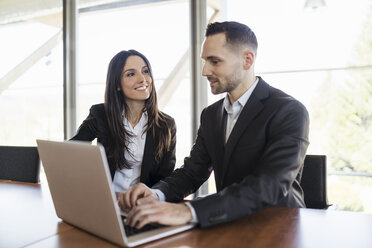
[{"x1": 118, "y1": 21, "x2": 309, "y2": 228}]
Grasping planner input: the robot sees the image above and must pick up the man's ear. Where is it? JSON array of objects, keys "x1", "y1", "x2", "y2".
[{"x1": 242, "y1": 50, "x2": 255, "y2": 70}]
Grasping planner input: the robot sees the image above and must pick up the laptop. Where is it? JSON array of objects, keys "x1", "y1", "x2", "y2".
[{"x1": 36, "y1": 139, "x2": 194, "y2": 247}]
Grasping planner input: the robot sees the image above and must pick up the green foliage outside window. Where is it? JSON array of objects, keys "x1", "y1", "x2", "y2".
[{"x1": 312, "y1": 5, "x2": 372, "y2": 212}]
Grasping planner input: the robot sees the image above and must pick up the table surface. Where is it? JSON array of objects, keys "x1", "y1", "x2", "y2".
[{"x1": 1, "y1": 180, "x2": 372, "y2": 248}]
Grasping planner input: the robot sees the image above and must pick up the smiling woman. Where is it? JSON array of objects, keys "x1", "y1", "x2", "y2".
[
  {"x1": 70, "y1": 50, "x2": 177, "y2": 193},
  {"x1": 120, "y1": 55, "x2": 152, "y2": 110},
  {"x1": 0, "y1": 0, "x2": 192, "y2": 194},
  {"x1": 77, "y1": 1, "x2": 192, "y2": 169}
]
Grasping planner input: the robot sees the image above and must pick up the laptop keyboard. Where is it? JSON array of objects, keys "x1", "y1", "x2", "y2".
[{"x1": 121, "y1": 215, "x2": 166, "y2": 237}]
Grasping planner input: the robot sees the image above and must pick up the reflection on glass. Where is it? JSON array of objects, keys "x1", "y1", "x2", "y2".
[{"x1": 0, "y1": 20, "x2": 63, "y2": 145}]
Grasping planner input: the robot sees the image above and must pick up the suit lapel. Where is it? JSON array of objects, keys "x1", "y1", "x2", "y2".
[
  {"x1": 213, "y1": 101, "x2": 227, "y2": 190},
  {"x1": 215, "y1": 100, "x2": 227, "y2": 149},
  {"x1": 140, "y1": 127, "x2": 154, "y2": 183},
  {"x1": 220, "y1": 79, "x2": 269, "y2": 184}
]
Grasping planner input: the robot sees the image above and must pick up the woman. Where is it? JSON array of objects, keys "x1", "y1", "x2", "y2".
[{"x1": 71, "y1": 50, "x2": 176, "y2": 192}]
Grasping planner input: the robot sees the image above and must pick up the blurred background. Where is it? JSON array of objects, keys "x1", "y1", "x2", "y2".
[{"x1": 1, "y1": 0, "x2": 371, "y2": 213}]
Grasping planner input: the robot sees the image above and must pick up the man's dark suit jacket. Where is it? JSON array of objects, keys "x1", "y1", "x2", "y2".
[
  {"x1": 70, "y1": 104, "x2": 176, "y2": 187},
  {"x1": 153, "y1": 77, "x2": 310, "y2": 227}
]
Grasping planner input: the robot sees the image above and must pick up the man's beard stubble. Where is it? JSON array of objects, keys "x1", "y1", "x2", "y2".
[{"x1": 207, "y1": 70, "x2": 242, "y2": 95}]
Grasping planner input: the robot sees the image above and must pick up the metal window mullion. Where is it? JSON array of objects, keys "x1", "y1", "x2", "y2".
[
  {"x1": 191, "y1": 0, "x2": 208, "y2": 196},
  {"x1": 63, "y1": 0, "x2": 78, "y2": 140}
]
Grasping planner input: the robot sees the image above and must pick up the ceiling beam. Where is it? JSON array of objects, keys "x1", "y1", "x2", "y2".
[{"x1": 0, "y1": 30, "x2": 62, "y2": 94}]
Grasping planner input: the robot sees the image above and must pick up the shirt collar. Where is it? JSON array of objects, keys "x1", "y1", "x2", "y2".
[
  {"x1": 223, "y1": 77, "x2": 259, "y2": 113},
  {"x1": 123, "y1": 111, "x2": 148, "y2": 135}
]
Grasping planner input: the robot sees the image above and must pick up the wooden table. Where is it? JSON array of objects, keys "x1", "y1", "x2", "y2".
[{"x1": 1, "y1": 180, "x2": 372, "y2": 248}]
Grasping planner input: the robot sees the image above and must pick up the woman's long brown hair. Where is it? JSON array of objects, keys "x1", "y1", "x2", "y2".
[{"x1": 104, "y1": 50, "x2": 172, "y2": 169}]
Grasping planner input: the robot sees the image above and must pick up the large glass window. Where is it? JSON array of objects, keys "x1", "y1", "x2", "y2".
[
  {"x1": 219, "y1": 0, "x2": 372, "y2": 213},
  {"x1": 0, "y1": 12, "x2": 63, "y2": 146},
  {"x1": 78, "y1": 0, "x2": 191, "y2": 165}
]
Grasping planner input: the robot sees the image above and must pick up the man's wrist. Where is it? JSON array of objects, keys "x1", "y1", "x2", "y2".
[
  {"x1": 151, "y1": 189, "x2": 165, "y2": 201},
  {"x1": 184, "y1": 202, "x2": 199, "y2": 224}
]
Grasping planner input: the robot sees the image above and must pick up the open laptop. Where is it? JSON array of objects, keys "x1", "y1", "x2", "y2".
[{"x1": 36, "y1": 139, "x2": 194, "y2": 247}]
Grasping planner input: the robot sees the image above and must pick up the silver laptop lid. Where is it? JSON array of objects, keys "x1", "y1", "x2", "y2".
[{"x1": 36, "y1": 139, "x2": 127, "y2": 246}]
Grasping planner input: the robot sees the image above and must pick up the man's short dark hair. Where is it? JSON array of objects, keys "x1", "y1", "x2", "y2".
[{"x1": 205, "y1": 21, "x2": 258, "y2": 53}]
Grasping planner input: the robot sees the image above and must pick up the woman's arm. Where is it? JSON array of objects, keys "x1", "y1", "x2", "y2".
[
  {"x1": 70, "y1": 105, "x2": 102, "y2": 141},
  {"x1": 148, "y1": 117, "x2": 177, "y2": 185}
]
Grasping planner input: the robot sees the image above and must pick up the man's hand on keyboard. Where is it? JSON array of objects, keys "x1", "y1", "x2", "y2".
[
  {"x1": 126, "y1": 198, "x2": 192, "y2": 228},
  {"x1": 118, "y1": 183, "x2": 158, "y2": 210}
]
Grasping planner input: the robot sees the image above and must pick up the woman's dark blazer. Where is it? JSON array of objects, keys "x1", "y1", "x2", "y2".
[{"x1": 70, "y1": 103, "x2": 176, "y2": 187}]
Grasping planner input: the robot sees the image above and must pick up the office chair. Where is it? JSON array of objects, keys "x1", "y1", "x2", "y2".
[
  {"x1": 300, "y1": 155, "x2": 331, "y2": 209},
  {"x1": 0, "y1": 146, "x2": 40, "y2": 183}
]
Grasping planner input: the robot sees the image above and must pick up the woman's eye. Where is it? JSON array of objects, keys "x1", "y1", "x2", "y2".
[
  {"x1": 143, "y1": 69, "x2": 150, "y2": 74},
  {"x1": 211, "y1": 60, "x2": 219, "y2": 65},
  {"x1": 126, "y1": 72, "x2": 135, "y2": 77}
]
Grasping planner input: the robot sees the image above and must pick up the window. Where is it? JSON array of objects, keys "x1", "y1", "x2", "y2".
[
  {"x1": 78, "y1": 0, "x2": 191, "y2": 165},
  {"x1": 220, "y1": 0, "x2": 372, "y2": 213},
  {"x1": 0, "y1": 13, "x2": 63, "y2": 146}
]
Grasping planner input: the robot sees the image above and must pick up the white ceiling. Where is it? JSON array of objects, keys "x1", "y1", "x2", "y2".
[{"x1": 0, "y1": 0, "x2": 129, "y2": 25}]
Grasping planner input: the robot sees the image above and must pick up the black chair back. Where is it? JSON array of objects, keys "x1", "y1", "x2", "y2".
[
  {"x1": 0, "y1": 146, "x2": 40, "y2": 183},
  {"x1": 301, "y1": 155, "x2": 330, "y2": 209}
]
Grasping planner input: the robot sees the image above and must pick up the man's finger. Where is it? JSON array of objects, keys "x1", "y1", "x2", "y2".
[
  {"x1": 130, "y1": 186, "x2": 144, "y2": 207},
  {"x1": 123, "y1": 191, "x2": 132, "y2": 209},
  {"x1": 136, "y1": 195, "x2": 157, "y2": 206},
  {"x1": 118, "y1": 193, "x2": 126, "y2": 209},
  {"x1": 127, "y1": 203, "x2": 157, "y2": 227},
  {"x1": 135, "y1": 213, "x2": 159, "y2": 229}
]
